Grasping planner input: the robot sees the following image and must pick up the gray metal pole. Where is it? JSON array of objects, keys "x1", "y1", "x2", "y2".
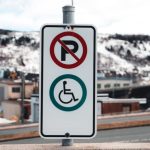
[
  {"x1": 62, "y1": 4, "x2": 75, "y2": 146},
  {"x1": 63, "y1": 5, "x2": 75, "y2": 24},
  {"x1": 21, "y1": 72, "x2": 25, "y2": 124}
]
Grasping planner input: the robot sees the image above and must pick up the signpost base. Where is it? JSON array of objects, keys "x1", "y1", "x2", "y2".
[{"x1": 62, "y1": 139, "x2": 74, "y2": 146}]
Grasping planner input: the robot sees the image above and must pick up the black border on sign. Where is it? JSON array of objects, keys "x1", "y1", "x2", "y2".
[{"x1": 40, "y1": 25, "x2": 96, "y2": 138}]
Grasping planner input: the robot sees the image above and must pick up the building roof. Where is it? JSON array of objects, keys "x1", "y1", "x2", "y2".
[
  {"x1": 97, "y1": 77, "x2": 132, "y2": 81},
  {"x1": 97, "y1": 97, "x2": 146, "y2": 104},
  {"x1": 0, "y1": 79, "x2": 33, "y2": 85}
]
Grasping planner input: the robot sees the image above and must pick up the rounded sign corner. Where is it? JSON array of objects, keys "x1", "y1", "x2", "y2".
[
  {"x1": 91, "y1": 26, "x2": 97, "y2": 34},
  {"x1": 90, "y1": 129, "x2": 97, "y2": 139},
  {"x1": 39, "y1": 129, "x2": 48, "y2": 139},
  {"x1": 41, "y1": 25, "x2": 48, "y2": 32}
]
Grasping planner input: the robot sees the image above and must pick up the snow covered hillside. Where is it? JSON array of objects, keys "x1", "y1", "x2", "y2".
[
  {"x1": 0, "y1": 29, "x2": 39, "y2": 73},
  {"x1": 0, "y1": 29, "x2": 150, "y2": 82},
  {"x1": 97, "y1": 34, "x2": 150, "y2": 77}
]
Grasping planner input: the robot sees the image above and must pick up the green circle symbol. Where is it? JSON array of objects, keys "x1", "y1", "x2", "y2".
[{"x1": 49, "y1": 74, "x2": 87, "y2": 111}]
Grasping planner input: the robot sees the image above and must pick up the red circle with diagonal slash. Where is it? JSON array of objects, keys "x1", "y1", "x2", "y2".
[{"x1": 50, "y1": 31, "x2": 87, "y2": 69}]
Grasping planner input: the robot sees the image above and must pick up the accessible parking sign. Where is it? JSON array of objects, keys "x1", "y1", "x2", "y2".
[{"x1": 40, "y1": 25, "x2": 96, "y2": 138}]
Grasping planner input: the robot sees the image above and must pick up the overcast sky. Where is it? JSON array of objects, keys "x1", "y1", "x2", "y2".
[{"x1": 0, "y1": 0, "x2": 150, "y2": 34}]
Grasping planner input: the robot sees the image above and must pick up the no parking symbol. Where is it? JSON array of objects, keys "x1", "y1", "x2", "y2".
[{"x1": 50, "y1": 31, "x2": 87, "y2": 69}]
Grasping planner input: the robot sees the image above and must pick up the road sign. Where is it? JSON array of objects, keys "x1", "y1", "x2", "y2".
[{"x1": 40, "y1": 25, "x2": 96, "y2": 138}]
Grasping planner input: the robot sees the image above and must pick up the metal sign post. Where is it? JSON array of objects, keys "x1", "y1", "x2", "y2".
[{"x1": 62, "y1": 5, "x2": 75, "y2": 146}]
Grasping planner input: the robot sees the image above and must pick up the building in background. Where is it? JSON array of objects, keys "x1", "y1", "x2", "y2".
[
  {"x1": 0, "y1": 80, "x2": 33, "y2": 101},
  {"x1": 0, "y1": 80, "x2": 34, "y2": 121},
  {"x1": 97, "y1": 94, "x2": 146, "y2": 115},
  {"x1": 97, "y1": 77, "x2": 132, "y2": 91}
]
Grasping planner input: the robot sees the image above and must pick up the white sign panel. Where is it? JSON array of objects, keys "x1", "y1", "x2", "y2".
[{"x1": 40, "y1": 25, "x2": 96, "y2": 138}]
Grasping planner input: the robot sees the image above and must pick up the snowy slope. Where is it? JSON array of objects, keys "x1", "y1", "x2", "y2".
[
  {"x1": 0, "y1": 29, "x2": 150, "y2": 78},
  {"x1": 97, "y1": 34, "x2": 150, "y2": 75},
  {"x1": 0, "y1": 30, "x2": 39, "y2": 73}
]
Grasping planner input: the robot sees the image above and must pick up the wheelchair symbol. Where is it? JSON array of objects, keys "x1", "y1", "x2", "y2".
[
  {"x1": 59, "y1": 81, "x2": 78, "y2": 104},
  {"x1": 50, "y1": 74, "x2": 87, "y2": 111}
]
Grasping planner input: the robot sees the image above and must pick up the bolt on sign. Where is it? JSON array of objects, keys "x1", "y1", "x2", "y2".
[{"x1": 40, "y1": 25, "x2": 97, "y2": 138}]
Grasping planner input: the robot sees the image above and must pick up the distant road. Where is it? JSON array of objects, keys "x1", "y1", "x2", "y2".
[
  {"x1": 1, "y1": 126, "x2": 150, "y2": 144},
  {"x1": 98, "y1": 113, "x2": 150, "y2": 124}
]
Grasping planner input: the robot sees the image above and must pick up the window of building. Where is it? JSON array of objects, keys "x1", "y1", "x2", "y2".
[
  {"x1": 104, "y1": 84, "x2": 111, "y2": 88},
  {"x1": 123, "y1": 83, "x2": 129, "y2": 87},
  {"x1": 97, "y1": 84, "x2": 101, "y2": 89},
  {"x1": 12, "y1": 87, "x2": 21, "y2": 93},
  {"x1": 114, "y1": 84, "x2": 120, "y2": 87}
]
